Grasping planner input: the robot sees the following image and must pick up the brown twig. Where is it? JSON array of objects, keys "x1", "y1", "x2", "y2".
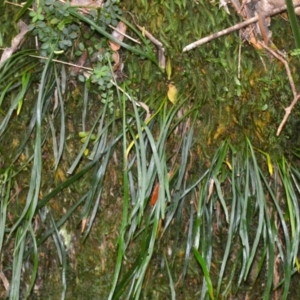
[
  {"x1": 128, "y1": 12, "x2": 166, "y2": 69},
  {"x1": 0, "y1": 21, "x2": 29, "y2": 64},
  {"x1": 257, "y1": 41, "x2": 300, "y2": 136},
  {"x1": 277, "y1": 95, "x2": 300, "y2": 136},
  {"x1": 135, "y1": 24, "x2": 166, "y2": 69},
  {"x1": 108, "y1": 24, "x2": 141, "y2": 44},
  {"x1": 183, "y1": 3, "x2": 300, "y2": 52}
]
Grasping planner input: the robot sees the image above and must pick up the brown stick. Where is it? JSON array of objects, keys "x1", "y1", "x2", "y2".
[
  {"x1": 0, "y1": 21, "x2": 28, "y2": 64},
  {"x1": 257, "y1": 41, "x2": 300, "y2": 136},
  {"x1": 276, "y1": 94, "x2": 300, "y2": 135},
  {"x1": 127, "y1": 12, "x2": 166, "y2": 69},
  {"x1": 183, "y1": 4, "x2": 300, "y2": 52}
]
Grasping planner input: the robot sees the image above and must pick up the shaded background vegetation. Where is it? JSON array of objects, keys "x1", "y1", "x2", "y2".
[{"x1": 1, "y1": 0, "x2": 300, "y2": 299}]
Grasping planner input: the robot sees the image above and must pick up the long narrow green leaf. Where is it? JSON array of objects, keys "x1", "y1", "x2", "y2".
[
  {"x1": 9, "y1": 228, "x2": 26, "y2": 300},
  {"x1": 14, "y1": 0, "x2": 34, "y2": 22},
  {"x1": 285, "y1": 0, "x2": 300, "y2": 48},
  {"x1": 0, "y1": 72, "x2": 31, "y2": 136},
  {"x1": 10, "y1": 53, "x2": 54, "y2": 245},
  {"x1": 217, "y1": 153, "x2": 238, "y2": 296},
  {"x1": 262, "y1": 218, "x2": 275, "y2": 300},
  {"x1": 0, "y1": 168, "x2": 12, "y2": 256},
  {"x1": 24, "y1": 225, "x2": 39, "y2": 299},
  {"x1": 260, "y1": 167, "x2": 292, "y2": 299},
  {"x1": 164, "y1": 254, "x2": 176, "y2": 300},
  {"x1": 51, "y1": 215, "x2": 67, "y2": 300},
  {"x1": 108, "y1": 90, "x2": 129, "y2": 300},
  {"x1": 81, "y1": 143, "x2": 115, "y2": 240},
  {"x1": 53, "y1": 65, "x2": 66, "y2": 170},
  {"x1": 244, "y1": 138, "x2": 265, "y2": 279},
  {"x1": 67, "y1": 112, "x2": 103, "y2": 175},
  {"x1": 194, "y1": 247, "x2": 215, "y2": 300}
]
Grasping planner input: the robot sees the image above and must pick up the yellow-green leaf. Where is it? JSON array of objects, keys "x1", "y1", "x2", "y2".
[
  {"x1": 166, "y1": 56, "x2": 172, "y2": 80},
  {"x1": 78, "y1": 131, "x2": 88, "y2": 138},
  {"x1": 167, "y1": 83, "x2": 177, "y2": 105}
]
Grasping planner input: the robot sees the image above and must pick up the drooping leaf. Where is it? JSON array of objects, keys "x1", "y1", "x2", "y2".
[{"x1": 167, "y1": 83, "x2": 177, "y2": 104}]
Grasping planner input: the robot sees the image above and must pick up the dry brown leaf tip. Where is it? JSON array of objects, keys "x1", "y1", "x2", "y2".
[{"x1": 109, "y1": 21, "x2": 127, "y2": 51}]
